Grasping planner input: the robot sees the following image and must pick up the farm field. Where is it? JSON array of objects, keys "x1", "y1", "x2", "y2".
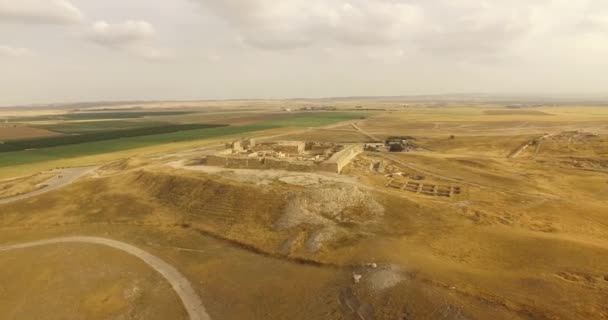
[
  {"x1": 8, "y1": 111, "x2": 197, "y2": 122},
  {"x1": 0, "y1": 124, "x2": 227, "y2": 153},
  {"x1": 0, "y1": 110, "x2": 368, "y2": 170},
  {"x1": 0, "y1": 124, "x2": 276, "y2": 167},
  {"x1": 41, "y1": 120, "x2": 171, "y2": 133},
  {"x1": 260, "y1": 112, "x2": 368, "y2": 127},
  {"x1": 1, "y1": 101, "x2": 607, "y2": 320},
  {"x1": 0, "y1": 125, "x2": 62, "y2": 140}
]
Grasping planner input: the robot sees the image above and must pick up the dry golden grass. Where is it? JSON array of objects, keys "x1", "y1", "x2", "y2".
[
  {"x1": 0, "y1": 171, "x2": 56, "y2": 200},
  {"x1": 0, "y1": 240, "x2": 186, "y2": 320},
  {"x1": 1, "y1": 104, "x2": 608, "y2": 319}
]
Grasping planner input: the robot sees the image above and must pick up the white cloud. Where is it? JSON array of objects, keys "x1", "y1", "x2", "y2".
[
  {"x1": 87, "y1": 20, "x2": 172, "y2": 60},
  {"x1": 196, "y1": 0, "x2": 422, "y2": 49},
  {"x1": 0, "y1": 0, "x2": 83, "y2": 25},
  {"x1": 0, "y1": 45, "x2": 33, "y2": 57},
  {"x1": 194, "y1": 0, "x2": 608, "y2": 58},
  {"x1": 3, "y1": 0, "x2": 608, "y2": 105}
]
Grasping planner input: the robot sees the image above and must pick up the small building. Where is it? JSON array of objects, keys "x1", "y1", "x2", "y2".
[{"x1": 385, "y1": 136, "x2": 418, "y2": 152}]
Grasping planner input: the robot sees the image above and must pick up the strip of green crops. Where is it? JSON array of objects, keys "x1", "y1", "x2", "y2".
[
  {"x1": 41, "y1": 120, "x2": 170, "y2": 133},
  {"x1": 0, "y1": 124, "x2": 279, "y2": 167},
  {"x1": 261, "y1": 112, "x2": 367, "y2": 127},
  {"x1": 0, "y1": 124, "x2": 227, "y2": 152},
  {"x1": 0, "y1": 112, "x2": 369, "y2": 167},
  {"x1": 11, "y1": 111, "x2": 194, "y2": 122}
]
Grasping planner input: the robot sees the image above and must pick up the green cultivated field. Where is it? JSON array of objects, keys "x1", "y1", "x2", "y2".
[
  {"x1": 0, "y1": 124, "x2": 227, "y2": 152},
  {"x1": 41, "y1": 120, "x2": 170, "y2": 133},
  {"x1": 11, "y1": 111, "x2": 195, "y2": 122},
  {"x1": 0, "y1": 111, "x2": 369, "y2": 167},
  {"x1": 0, "y1": 124, "x2": 278, "y2": 167},
  {"x1": 261, "y1": 112, "x2": 367, "y2": 127}
]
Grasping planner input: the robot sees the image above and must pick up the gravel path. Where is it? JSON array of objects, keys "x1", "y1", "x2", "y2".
[{"x1": 0, "y1": 236, "x2": 211, "y2": 320}]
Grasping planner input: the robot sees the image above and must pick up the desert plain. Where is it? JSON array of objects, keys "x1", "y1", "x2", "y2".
[{"x1": 1, "y1": 100, "x2": 607, "y2": 320}]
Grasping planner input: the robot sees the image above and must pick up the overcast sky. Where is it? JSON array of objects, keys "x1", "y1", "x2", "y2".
[{"x1": 1, "y1": 0, "x2": 608, "y2": 105}]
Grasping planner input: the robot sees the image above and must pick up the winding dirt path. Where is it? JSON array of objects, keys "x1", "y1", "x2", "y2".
[
  {"x1": 0, "y1": 236, "x2": 211, "y2": 320},
  {"x1": 0, "y1": 167, "x2": 97, "y2": 205}
]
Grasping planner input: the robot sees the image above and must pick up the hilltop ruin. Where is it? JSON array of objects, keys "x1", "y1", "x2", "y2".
[{"x1": 205, "y1": 139, "x2": 364, "y2": 174}]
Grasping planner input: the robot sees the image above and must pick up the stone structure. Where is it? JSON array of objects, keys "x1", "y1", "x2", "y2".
[
  {"x1": 205, "y1": 139, "x2": 363, "y2": 174},
  {"x1": 252, "y1": 141, "x2": 305, "y2": 155},
  {"x1": 318, "y1": 144, "x2": 365, "y2": 173}
]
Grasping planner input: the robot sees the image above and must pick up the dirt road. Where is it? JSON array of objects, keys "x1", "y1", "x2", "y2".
[
  {"x1": 509, "y1": 133, "x2": 553, "y2": 159},
  {"x1": 0, "y1": 167, "x2": 97, "y2": 205},
  {"x1": 0, "y1": 236, "x2": 211, "y2": 320},
  {"x1": 351, "y1": 122, "x2": 381, "y2": 142}
]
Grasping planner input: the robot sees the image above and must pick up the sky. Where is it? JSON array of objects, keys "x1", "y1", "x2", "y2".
[{"x1": 1, "y1": 0, "x2": 608, "y2": 105}]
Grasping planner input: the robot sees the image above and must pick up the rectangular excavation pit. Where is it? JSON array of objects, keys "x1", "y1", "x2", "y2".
[
  {"x1": 386, "y1": 181, "x2": 404, "y2": 190},
  {"x1": 421, "y1": 185, "x2": 436, "y2": 192}
]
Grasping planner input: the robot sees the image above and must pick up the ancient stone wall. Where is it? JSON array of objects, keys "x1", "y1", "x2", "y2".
[
  {"x1": 247, "y1": 158, "x2": 265, "y2": 170},
  {"x1": 226, "y1": 158, "x2": 250, "y2": 169},
  {"x1": 317, "y1": 162, "x2": 339, "y2": 173},
  {"x1": 272, "y1": 145, "x2": 302, "y2": 154},
  {"x1": 252, "y1": 141, "x2": 305, "y2": 155},
  {"x1": 204, "y1": 144, "x2": 363, "y2": 174},
  {"x1": 287, "y1": 162, "x2": 315, "y2": 172},
  {"x1": 323, "y1": 144, "x2": 364, "y2": 173},
  {"x1": 206, "y1": 155, "x2": 227, "y2": 167},
  {"x1": 264, "y1": 158, "x2": 289, "y2": 170}
]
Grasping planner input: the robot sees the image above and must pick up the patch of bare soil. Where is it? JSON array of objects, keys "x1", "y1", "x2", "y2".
[
  {"x1": 365, "y1": 265, "x2": 405, "y2": 292},
  {"x1": 0, "y1": 125, "x2": 61, "y2": 140},
  {"x1": 276, "y1": 184, "x2": 384, "y2": 252}
]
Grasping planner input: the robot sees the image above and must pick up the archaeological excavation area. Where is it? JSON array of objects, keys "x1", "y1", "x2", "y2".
[
  {"x1": 204, "y1": 139, "x2": 364, "y2": 173},
  {"x1": 1, "y1": 105, "x2": 608, "y2": 320}
]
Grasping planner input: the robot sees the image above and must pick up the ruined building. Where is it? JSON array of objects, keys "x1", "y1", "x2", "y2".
[{"x1": 206, "y1": 139, "x2": 363, "y2": 174}]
